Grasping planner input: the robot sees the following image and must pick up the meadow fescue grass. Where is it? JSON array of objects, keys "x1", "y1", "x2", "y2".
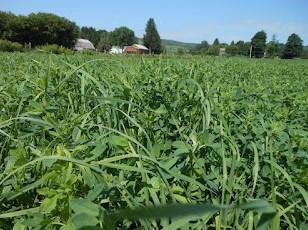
[{"x1": 0, "y1": 53, "x2": 307, "y2": 229}]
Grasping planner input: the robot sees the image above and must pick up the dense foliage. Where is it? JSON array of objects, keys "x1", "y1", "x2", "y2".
[
  {"x1": 97, "y1": 31, "x2": 112, "y2": 52},
  {"x1": 251, "y1": 31, "x2": 267, "y2": 58},
  {"x1": 191, "y1": 39, "x2": 252, "y2": 57},
  {"x1": 0, "y1": 39, "x2": 23, "y2": 52},
  {"x1": 191, "y1": 40, "x2": 210, "y2": 54},
  {"x1": 80, "y1": 27, "x2": 108, "y2": 47},
  {"x1": 0, "y1": 11, "x2": 79, "y2": 48},
  {"x1": 110, "y1": 27, "x2": 137, "y2": 48},
  {"x1": 0, "y1": 53, "x2": 307, "y2": 229},
  {"x1": 266, "y1": 35, "x2": 280, "y2": 58},
  {"x1": 282, "y1": 33, "x2": 303, "y2": 59}
]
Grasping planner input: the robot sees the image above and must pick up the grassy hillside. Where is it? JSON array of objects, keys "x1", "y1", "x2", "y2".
[
  {"x1": 138, "y1": 37, "x2": 198, "y2": 53},
  {"x1": 162, "y1": 39, "x2": 198, "y2": 53}
]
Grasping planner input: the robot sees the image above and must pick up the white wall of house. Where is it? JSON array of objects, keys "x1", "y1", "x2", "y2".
[{"x1": 110, "y1": 46, "x2": 123, "y2": 54}]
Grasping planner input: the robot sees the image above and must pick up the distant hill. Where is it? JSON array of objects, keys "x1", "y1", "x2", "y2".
[
  {"x1": 137, "y1": 38, "x2": 198, "y2": 53},
  {"x1": 161, "y1": 39, "x2": 198, "y2": 53}
]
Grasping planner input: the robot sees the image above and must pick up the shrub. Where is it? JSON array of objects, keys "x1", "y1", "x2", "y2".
[
  {"x1": 36, "y1": 44, "x2": 73, "y2": 54},
  {"x1": 0, "y1": 40, "x2": 23, "y2": 52}
]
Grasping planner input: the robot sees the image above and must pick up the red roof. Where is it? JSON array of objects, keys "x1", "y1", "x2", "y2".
[{"x1": 125, "y1": 46, "x2": 138, "y2": 52}]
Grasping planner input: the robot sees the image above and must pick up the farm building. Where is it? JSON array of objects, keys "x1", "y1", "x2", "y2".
[
  {"x1": 110, "y1": 46, "x2": 123, "y2": 54},
  {"x1": 74, "y1": 39, "x2": 95, "y2": 51},
  {"x1": 219, "y1": 48, "x2": 226, "y2": 56},
  {"x1": 124, "y1": 44, "x2": 149, "y2": 54}
]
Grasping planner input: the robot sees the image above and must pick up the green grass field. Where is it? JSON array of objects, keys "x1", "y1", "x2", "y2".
[{"x1": 0, "y1": 53, "x2": 307, "y2": 229}]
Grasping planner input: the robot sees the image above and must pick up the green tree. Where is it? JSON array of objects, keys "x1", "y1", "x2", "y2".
[
  {"x1": 190, "y1": 40, "x2": 209, "y2": 54},
  {"x1": 111, "y1": 27, "x2": 136, "y2": 48},
  {"x1": 80, "y1": 27, "x2": 106, "y2": 46},
  {"x1": 301, "y1": 46, "x2": 308, "y2": 59},
  {"x1": 226, "y1": 42, "x2": 239, "y2": 56},
  {"x1": 97, "y1": 31, "x2": 111, "y2": 52},
  {"x1": 235, "y1": 41, "x2": 250, "y2": 56},
  {"x1": 251, "y1": 31, "x2": 267, "y2": 58},
  {"x1": 80, "y1": 27, "x2": 97, "y2": 45},
  {"x1": 266, "y1": 35, "x2": 279, "y2": 58},
  {"x1": 0, "y1": 11, "x2": 27, "y2": 44},
  {"x1": 207, "y1": 45, "x2": 220, "y2": 56},
  {"x1": 7, "y1": 12, "x2": 79, "y2": 48},
  {"x1": 213, "y1": 38, "x2": 220, "y2": 46},
  {"x1": 282, "y1": 33, "x2": 303, "y2": 59},
  {"x1": 0, "y1": 11, "x2": 15, "y2": 39},
  {"x1": 143, "y1": 18, "x2": 162, "y2": 54},
  {"x1": 26, "y1": 13, "x2": 78, "y2": 47}
]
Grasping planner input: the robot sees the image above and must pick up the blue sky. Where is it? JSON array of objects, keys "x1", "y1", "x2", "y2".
[{"x1": 1, "y1": 0, "x2": 308, "y2": 44}]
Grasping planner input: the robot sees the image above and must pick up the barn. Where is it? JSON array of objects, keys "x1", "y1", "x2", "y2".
[
  {"x1": 124, "y1": 44, "x2": 149, "y2": 54},
  {"x1": 74, "y1": 39, "x2": 95, "y2": 51}
]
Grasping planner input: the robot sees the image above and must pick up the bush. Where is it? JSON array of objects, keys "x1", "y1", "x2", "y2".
[
  {"x1": 207, "y1": 45, "x2": 220, "y2": 56},
  {"x1": 0, "y1": 40, "x2": 23, "y2": 52},
  {"x1": 36, "y1": 44, "x2": 73, "y2": 54}
]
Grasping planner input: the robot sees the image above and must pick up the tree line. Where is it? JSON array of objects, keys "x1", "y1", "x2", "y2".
[
  {"x1": 0, "y1": 11, "x2": 79, "y2": 48},
  {"x1": 79, "y1": 18, "x2": 162, "y2": 54},
  {"x1": 190, "y1": 31, "x2": 305, "y2": 59},
  {"x1": 0, "y1": 11, "x2": 306, "y2": 58},
  {"x1": 0, "y1": 11, "x2": 162, "y2": 54}
]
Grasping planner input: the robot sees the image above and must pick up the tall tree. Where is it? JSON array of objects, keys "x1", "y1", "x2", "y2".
[
  {"x1": 235, "y1": 41, "x2": 250, "y2": 56},
  {"x1": 251, "y1": 31, "x2": 267, "y2": 58},
  {"x1": 213, "y1": 38, "x2": 220, "y2": 46},
  {"x1": 143, "y1": 18, "x2": 162, "y2": 54},
  {"x1": 282, "y1": 33, "x2": 303, "y2": 59},
  {"x1": 97, "y1": 31, "x2": 111, "y2": 52},
  {"x1": 198, "y1": 40, "x2": 209, "y2": 53},
  {"x1": 80, "y1": 27, "x2": 98, "y2": 45},
  {"x1": 301, "y1": 46, "x2": 308, "y2": 59},
  {"x1": 226, "y1": 41, "x2": 239, "y2": 56},
  {"x1": 0, "y1": 11, "x2": 15, "y2": 39},
  {"x1": 110, "y1": 27, "x2": 136, "y2": 48},
  {"x1": 80, "y1": 27, "x2": 106, "y2": 46},
  {"x1": 266, "y1": 34, "x2": 279, "y2": 58}
]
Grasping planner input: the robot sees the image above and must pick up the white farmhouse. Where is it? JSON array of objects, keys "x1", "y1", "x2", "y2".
[{"x1": 109, "y1": 46, "x2": 123, "y2": 54}]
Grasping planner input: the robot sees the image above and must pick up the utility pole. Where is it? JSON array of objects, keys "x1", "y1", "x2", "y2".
[{"x1": 249, "y1": 45, "x2": 252, "y2": 58}]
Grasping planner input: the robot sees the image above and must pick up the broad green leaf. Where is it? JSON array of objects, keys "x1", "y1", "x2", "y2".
[
  {"x1": 87, "y1": 184, "x2": 105, "y2": 201},
  {"x1": 172, "y1": 141, "x2": 190, "y2": 155},
  {"x1": 13, "y1": 221, "x2": 26, "y2": 230},
  {"x1": 109, "y1": 135, "x2": 128, "y2": 147},
  {"x1": 40, "y1": 195, "x2": 58, "y2": 213},
  {"x1": 72, "y1": 213, "x2": 98, "y2": 229},
  {"x1": 154, "y1": 104, "x2": 168, "y2": 114},
  {"x1": 71, "y1": 198, "x2": 100, "y2": 217}
]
